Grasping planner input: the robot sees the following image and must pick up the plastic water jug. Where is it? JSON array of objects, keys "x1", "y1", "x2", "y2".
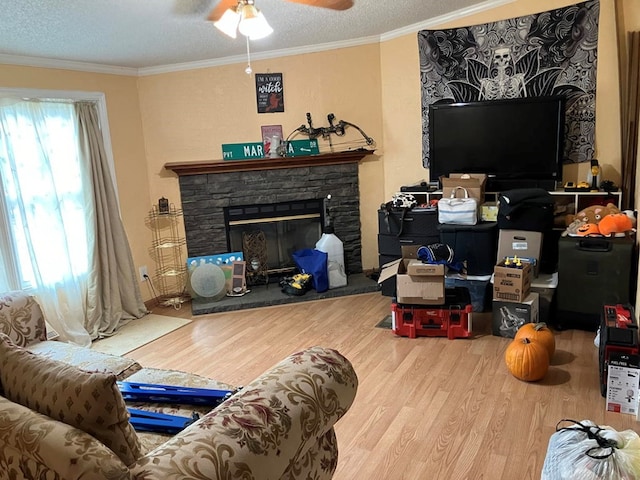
[{"x1": 315, "y1": 226, "x2": 347, "y2": 289}]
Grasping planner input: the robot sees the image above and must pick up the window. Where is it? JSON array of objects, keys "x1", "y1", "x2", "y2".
[
  {"x1": 0, "y1": 89, "x2": 115, "y2": 293},
  {"x1": 0, "y1": 101, "x2": 89, "y2": 290}
]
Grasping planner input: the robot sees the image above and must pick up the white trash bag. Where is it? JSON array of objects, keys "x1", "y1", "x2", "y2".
[{"x1": 541, "y1": 419, "x2": 640, "y2": 480}]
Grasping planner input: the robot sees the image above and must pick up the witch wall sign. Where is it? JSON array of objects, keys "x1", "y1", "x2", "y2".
[{"x1": 255, "y1": 73, "x2": 285, "y2": 113}]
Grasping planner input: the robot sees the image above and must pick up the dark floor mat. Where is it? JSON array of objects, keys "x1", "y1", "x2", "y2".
[{"x1": 376, "y1": 315, "x2": 392, "y2": 329}]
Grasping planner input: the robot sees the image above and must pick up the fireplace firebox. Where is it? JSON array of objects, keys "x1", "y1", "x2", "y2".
[{"x1": 224, "y1": 199, "x2": 324, "y2": 275}]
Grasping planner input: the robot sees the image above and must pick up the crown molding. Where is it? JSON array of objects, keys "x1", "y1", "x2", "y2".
[
  {"x1": 0, "y1": 0, "x2": 516, "y2": 77},
  {"x1": 0, "y1": 53, "x2": 138, "y2": 76},
  {"x1": 137, "y1": 34, "x2": 381, "y2": 76},
  {"x1": 380, "y1": 0, "x2": 517, "y2": 42}
]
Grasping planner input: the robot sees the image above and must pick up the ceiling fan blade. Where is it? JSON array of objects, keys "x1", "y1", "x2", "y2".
[
  {"x1": 207, "y1": 0, "x2": 239, "y2": 22},
  {"x1": 285, "y1": 0, "x2": 354, "y2": 11}
]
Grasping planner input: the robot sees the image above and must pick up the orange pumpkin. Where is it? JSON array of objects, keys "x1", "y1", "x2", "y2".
[
  {"x1": 515, "y1": 322, "x2": 555, "y2": 360},
  {"x1": 505, "y1": 337, "x2": 549, "y2": 382}
]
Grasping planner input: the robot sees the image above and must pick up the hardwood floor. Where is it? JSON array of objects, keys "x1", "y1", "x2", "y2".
[{"x1": 127, "y1": 293, "x2": 638, "y2": 479}]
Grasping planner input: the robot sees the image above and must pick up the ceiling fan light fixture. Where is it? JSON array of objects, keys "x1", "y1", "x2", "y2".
[
  {"x1": 238, "y1": 5, "x2": 273, "y2": 40},
  {"x1": 214, "y1": 8, "x2": 240, "y2": 39}
]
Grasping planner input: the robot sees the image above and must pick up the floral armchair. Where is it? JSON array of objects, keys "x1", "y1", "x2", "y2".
[{"x1": 0, "y1": 291, "x2": 359, "y2": 480}]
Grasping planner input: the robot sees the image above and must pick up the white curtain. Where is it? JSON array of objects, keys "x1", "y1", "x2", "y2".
[
  {"x1": 0, "y1": 98, "x2": 146, "y2": 346},
  {"x1": 75, "y1": 102, "x2": 148, "y2": 339}
]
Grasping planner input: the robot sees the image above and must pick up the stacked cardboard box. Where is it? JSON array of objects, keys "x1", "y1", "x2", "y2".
[
  {"x1": 492, "y1": 230, "x2": 542, "y2": 338},
  {"x1": 440, "y1": 173, "x2": 487, "y2": 203},
  {"x1": 378, "y1": 246, "x2": 445, "y2": 305}
]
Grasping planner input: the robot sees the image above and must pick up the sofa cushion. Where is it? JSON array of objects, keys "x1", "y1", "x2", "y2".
[
  {"x1": 27, "y1": 340, "x2": 142, "y2": 381},
  {"x1": 0, "y1": 333, "x2": 142, "y2": 466},
  {"x1": 0, "y1": 290, "x2": 47, "y2": 347},
  {"x1": 0, "y1": 396, "x2": 131, "y2": 480}
]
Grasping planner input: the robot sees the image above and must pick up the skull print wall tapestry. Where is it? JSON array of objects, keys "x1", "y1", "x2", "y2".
[{"x1": 418, "y1": 0, "x2": 599, "y2": 168}]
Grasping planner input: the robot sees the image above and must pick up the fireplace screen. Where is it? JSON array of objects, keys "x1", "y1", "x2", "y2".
[{"x1": 224, "y1": 199, "x2": 323, "y2": 275}]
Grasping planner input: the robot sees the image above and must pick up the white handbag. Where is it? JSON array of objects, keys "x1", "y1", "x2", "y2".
[{"x1": 437, "y1": 187, "x2": 478, "y2": 225}]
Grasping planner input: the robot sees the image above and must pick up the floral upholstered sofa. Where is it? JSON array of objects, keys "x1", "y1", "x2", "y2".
[{"x1": 0, "y1": 290, "x2": 358, "y2": 480}]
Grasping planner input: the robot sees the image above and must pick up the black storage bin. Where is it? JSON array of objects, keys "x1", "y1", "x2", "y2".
[
  {"x1": 378, "y1": 208, "x2": 438, "y2": 236},
  {"x1": 438, "y1": 222, "x2": 498, "y2": 275},
  {"x1": 378, "y1": 233, "x2": 440, "y2": 258},
  {"x1": 444, "y1": 276, "x2": 491, "y2": 312},
  {"x1": 556, "y1": 235, "x2": 635, "y2": 331}
]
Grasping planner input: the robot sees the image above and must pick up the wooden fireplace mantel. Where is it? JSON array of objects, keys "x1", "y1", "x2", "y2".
[{"x1": 164, "y1": 149, "x2": 374, "y2": 176}]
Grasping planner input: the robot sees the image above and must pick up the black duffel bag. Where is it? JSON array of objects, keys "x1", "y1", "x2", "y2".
[{"x1": 497, "y1": 188, "x2": 554, "y2": 232}]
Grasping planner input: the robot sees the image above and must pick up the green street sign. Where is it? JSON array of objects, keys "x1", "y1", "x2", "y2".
[
  {"x1": 222, "y1": 142, "x2": 265, "y2": 160},
  {"x1": 286, "y1": 139, "x2": 320, "y2": 157},
  {"x1": 222, "y1": 139, "x2": 320, "y2": 160}
]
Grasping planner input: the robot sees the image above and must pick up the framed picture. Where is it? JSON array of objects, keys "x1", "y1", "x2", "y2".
[
  {"x1": 255, "y1": 73, "x2": 284, "y2": 113},
  {"x1": 261, "y1": 124, "x2": 283, "y2": 157}
]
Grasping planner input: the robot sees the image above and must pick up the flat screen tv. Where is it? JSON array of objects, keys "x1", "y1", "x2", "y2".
[{"x1": 428, "y1": 96, "x2": 566, "y2": 191}]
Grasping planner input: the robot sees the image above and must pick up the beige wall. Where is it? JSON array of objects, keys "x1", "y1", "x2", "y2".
[
  {"x1": 137, "y1": 45, "x2": 384, "y2": 277},
  {"x1": 1, "y1": 0, "x2": 636, "y2": 303}
]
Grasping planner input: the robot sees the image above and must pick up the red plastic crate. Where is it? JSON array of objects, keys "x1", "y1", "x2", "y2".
[
  {"x1": 391, "y1": 303, "x2": 473, "y2": 339},
  {"x1": 391, "y1": 287, "x2": 472, "y2": 339}
]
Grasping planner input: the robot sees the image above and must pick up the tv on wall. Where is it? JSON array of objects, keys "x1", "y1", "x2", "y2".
[{"x1": 428, "y1": 96, "x2": 566, "y2": 191}]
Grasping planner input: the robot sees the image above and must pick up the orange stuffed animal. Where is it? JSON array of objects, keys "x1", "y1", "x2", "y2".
[
  {"x1": 563, "y1": 203, "x2": 622, "y2": 237},
  {"x1": 598, "y1": 213, "x2": 633, "y2": 236}
]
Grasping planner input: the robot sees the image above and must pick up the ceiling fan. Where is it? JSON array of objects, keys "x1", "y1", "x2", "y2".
[
  {"x1": 209, "y1": 0, "x2": 353, "y2": 73},
  {"x1": 208, "y1": 0, "x2": 354, "y2": 24}
]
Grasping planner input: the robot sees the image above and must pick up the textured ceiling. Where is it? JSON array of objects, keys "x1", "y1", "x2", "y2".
[{"x1": 0, "y1": 0, "x2": 512, "y2": 73}]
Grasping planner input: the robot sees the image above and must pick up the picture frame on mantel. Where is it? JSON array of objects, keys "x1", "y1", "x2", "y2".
[
  {"x1": 255, "y1": 73, "x2": 284, "y2": 113},
  {"x1": 261, "y1": 124, "x2": 283, "y2": 157}
]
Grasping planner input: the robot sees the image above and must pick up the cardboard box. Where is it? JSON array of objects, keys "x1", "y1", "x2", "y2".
[
  {"x1": 378, "y1": 246, "x2": 445, "y2": 305},
  {"x1": 493, "y1": 261, "x2": 532, "y2": 303},
  {"x1": 492, "y1": 292, "x2": 539, "y2": 338},
  {"x1": 441, "y1": 173, "x2": 487, "y2": 203},
  {"x1": 406, "y1": 259, "x2": 444, "y2": 276},
  {"x1": 497, "y1": 229, "x2": 542, "y2": 277},
  {"x1": 481, "y1": 202, "x2": 498, "y2": 222},
  {"x1": 606, "y1": 353, "x2": 640, "y2": 415}
]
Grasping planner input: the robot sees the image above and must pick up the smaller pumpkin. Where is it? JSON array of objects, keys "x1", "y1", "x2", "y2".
[
  {"x1": 505, "y1": 337, "x2": 549, "y2": 382},
  {"x1": 515, "y1": 322, "x2": 555, "y2": 360},
  {"x1": 576, "y1": 222, "x2": 600, "y2": 237}
]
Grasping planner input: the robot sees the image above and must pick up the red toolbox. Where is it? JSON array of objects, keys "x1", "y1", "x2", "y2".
[
  {"x1": 598, "y1": 303, "x2": 638, "y2": 396},
  {"x1": 392, "y1": 287, "x2": 472, "y2": 339}
]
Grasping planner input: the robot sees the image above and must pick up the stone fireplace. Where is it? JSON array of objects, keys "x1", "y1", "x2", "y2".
[{"x1": 165, "y1": 152, "x2": 369, "y2": 279}]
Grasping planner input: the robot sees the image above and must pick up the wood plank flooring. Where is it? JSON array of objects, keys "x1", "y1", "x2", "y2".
[{"x1": 127, "y1": 293, "x2": 639, "y2": 479}]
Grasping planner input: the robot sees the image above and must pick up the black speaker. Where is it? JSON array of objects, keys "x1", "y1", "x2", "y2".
[{"x1": 556, "y1": 235, "x2": 635, "y2": 330}]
